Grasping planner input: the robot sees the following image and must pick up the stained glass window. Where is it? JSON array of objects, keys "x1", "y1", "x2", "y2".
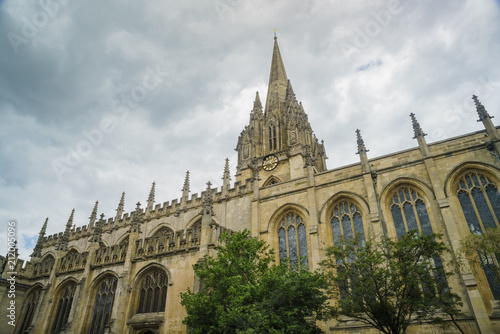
[
  {"x1": 50, "y1": 283, "x2": 76, "y2": 334},
  {"x1": 89, "y1": 276, "x2": 118, "y2": 334},
  {"x1": 137, "y1": 270, "x2": 168, "y2": 314},
  {"x1": 390, "y1": 187, "x2": 448, "y2": 292},
  {"x1": 17, "y1": 288, "x2": 42, "y2": 334},
  {"x1": 278, "y1": 212, "x2": 308, "y2": 268},
  {"x1": 456, "y1": 172, "x2": 500, "y2": 299},
  {"x1": 330, "y1": 201, "x2": 365, "y2": 246}
]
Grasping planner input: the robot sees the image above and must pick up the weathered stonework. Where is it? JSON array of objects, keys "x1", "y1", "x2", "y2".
[{"x1": 1, "y1": 37, "x2": 499, "y2": 334}]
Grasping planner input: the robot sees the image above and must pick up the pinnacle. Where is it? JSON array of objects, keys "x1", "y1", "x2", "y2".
[
  {"x1": 148, "y1": 181, "x2": 156, "y2": 203},
  {"x1": 410, "y1": 113, "x2": 427, "y2": 138},
  {"x1": 472, "y1": 95, "x2": 492, "y2": 121},
  {"x1": 356, "y1": 129, "x2": 369, "y2": 154},
  {"x1": 182, "y1": 171, "x2": 190, "y2": 193}
]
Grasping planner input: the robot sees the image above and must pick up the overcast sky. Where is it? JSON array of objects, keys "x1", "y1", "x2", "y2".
[{"x1": 1, "y1": 0, "x2": 500, "y2": 261}]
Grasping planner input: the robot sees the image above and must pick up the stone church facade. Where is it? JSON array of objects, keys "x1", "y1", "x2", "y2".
[{"x1": 1, "y1": 37, "x2": 500, "y2": 334}]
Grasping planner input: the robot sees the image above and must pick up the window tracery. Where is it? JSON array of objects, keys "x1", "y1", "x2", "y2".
[
  {"x1": 456, "y1": 172, "x2": 500, "y2": 299},
  {"x1": 50, "y1": 282, "x2": 76, "y2": 334},
  {"x1": 390, "y1": 187, "x2": 433, "y2": 238},
  {"x1": 136, "y1": 270, "x2": 168, "y2": 314},
  {"x1": 330, "y1": 201, "x2": 365, "y2": 246},
  {"x1": 278, "y1": 212, "x2": 308, "y2": 268},
  {"x1": 89, "y1": 276, "x2": 118, "y2": 334},
  {"x1": 17, "y1": 288, "x2": 42, "y2": 334}
]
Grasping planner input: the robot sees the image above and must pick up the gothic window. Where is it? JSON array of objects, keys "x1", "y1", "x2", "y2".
[
  {"x1": 456, "y1": 172, "x2": 500, "y2": 299},
  {"x1": 136, "y1": 270, "x2": 168, "y2": 314},
  {"x1": 390, "y1": 187, "x2": 448, "y2": 290},
  {"x1": 330, "y1": 201, "x2": 366, "y2": 246},
  {"x1": 17, "y1": 288, "x2": 42, "y2": 334},
  {"x1": 89, "y1": 276, "x2": 118, "y2": 334},
  {"x1": 278, "y1": 212, "x2": 308, "y2": 268},
  {"x1": 34, "y1": 254, "x2": 54, "y2": 277},
  {"x1": 390, "y1": 188, "x2": 433, "y2": 239},
  {"x1": 269, "y1": 125, "x2": 277, "y2": 151},
  {"x1": 50, "y1": 282, "x2": 76, "y2": 334}
]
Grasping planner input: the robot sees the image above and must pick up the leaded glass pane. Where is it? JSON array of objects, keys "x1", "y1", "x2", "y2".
[
  {"x1": 466, "y1": 175, "x2": 474, "y2": 188},
  {"x1": 416, "y1": 200, "x2": 433, "y2": 236},
  {"x1": 352, "y1": 213, "x2": 365, "y2": 241},
  {"x1": 342, "y1": 215, "x2": 354, "y2": 241},
  {"x1": 288, "y1": 226, "x2": 298, "y2": 266},
  {"x1": 153, "y1": 287, "x2": 160, "y2": 312},
  {"x1": 298, "y1": 224, "x2": 308, "y2": 268},
  {"x1": 485, "y1": 185, "x2": 500, "y2": 225},
  {"x1": 458, "y1": 191, "x2": 482, "y2": 234},
  {"x1": 472, "y1": 188, "x2": 497, "y2": 229},
  {"x1": 403, "y1": 203, "x2": 418, "y2": 232},
  {"x1": 391, "y1": 206, "x2": 406, "y2": 239},
  {"x1": 472, "y1": 174, "x2": 480, "y2": 187},
  {"x1": 278, "y1": 228, "x2": 287, "y2": 263},
  {"x1": 480, "y1": 256, "x2": 500, "y2": 299},
  {"x1": 160, "y1": 287, "x2": 167, "y2": 312},
  {"x1": 331, "y1": 217, "x2": 341, "y2": 245}
]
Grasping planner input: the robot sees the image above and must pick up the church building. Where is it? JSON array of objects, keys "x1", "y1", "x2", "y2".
[{"x1": 1, "y1": 36, "x2": 500, "y2": 333}]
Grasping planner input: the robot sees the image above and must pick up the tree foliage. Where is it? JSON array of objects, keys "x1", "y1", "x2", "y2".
[
  {"x1": 320, "y1": 231, "x2": 463, "y2": 334},
  {"x1": 180, "y1": 229, "x2": 330, "y2": 334},
  {"x1": 460, "y1": 227, "x2": 500, "y2": 285}
]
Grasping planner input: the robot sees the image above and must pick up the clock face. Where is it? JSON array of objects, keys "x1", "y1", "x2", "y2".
[{"x1": 262, "y1": 154, "x2": 279, "y2": 171}]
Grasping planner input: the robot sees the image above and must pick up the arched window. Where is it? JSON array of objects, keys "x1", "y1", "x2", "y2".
[
  {"x1": 50, "y1": 282, "x2": 76, "y2": 334},
  {"x1": 269, "y1": 125, "x2": 277, "y2": 151},
  {"x1": 330, "y1": 201, "x2": 366, "y2": 246},
  {"x1": 278, "y1": 212, "x2": 308, "y2": 268},
  {"x1": 89, "y1": 276, "x2": 118, "y2": 334},
  {"x1": 17, "y1": 287, "x2": 42, "y2": 334},
  {"x1": 390, "y1": 187, "x2": 433, "y2": 239},
  {"x1": 456, "y1": 172, "x2": 500, "y2": 299},
  {"x1": 136, "y1": 270, "x2": 168, "y2": 314},
  {"x1": 33, "y1": 254, "x2": 54, "y2": 277}
]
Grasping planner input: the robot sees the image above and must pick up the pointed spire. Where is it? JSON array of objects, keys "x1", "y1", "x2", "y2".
[
  {"x1": 31, "y1": 218, "x2": 48, "y2": 258},
  {"x1": 253, "y1": 91, "x2": 262, "y2": 112},
  {"x1": 91, "y1": 214, "x2": 104, "y2": 243},
  {"x1": 89, "y1": 201, "x2": 98, "y2": 228},
  {"x1": 222, "y1": 158, "x2": 231, "y2": 190},
  {"x1": 58, "y1": 209, "x2": 74, "y2": 251},
  {"x1": 410, "y1": 113, "x2": 427, "y2": 139},
  {"x1": 473, "y1": 95, "x2": 493, "y2": 121},
  {"x1": 356, "y1": 129, "x2": 369, "y2": 154},
  {"x1": 115, "y1": 192, "x2": 125, "y2": 221},
  {"x1": 182, "y1": 171, "x2": 190, "y2": 204},
  {"x1": 264, "y1": 35, "x2": 289, "y2": 115},
  {"x1": 147, "y1": 181, "x2": 156, "y2": 213}
]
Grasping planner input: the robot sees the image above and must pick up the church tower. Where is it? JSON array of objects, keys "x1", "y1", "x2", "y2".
[{"x1": 235, "y1": 36, "x2": 327, "y2": 186}]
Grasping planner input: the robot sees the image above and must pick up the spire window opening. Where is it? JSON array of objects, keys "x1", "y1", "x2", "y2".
[{"x1": 269, "y1": 125, "x2": 277, "y2": 151}]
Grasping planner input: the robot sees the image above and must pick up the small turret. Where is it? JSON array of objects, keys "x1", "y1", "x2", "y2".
[
  {"x1": 146, "y1": 182, "x2": 156, "y2": 213},
  {"x1": 222, "y1": 158, "x2": 231, "y2": 191},
  {"x1": 57, "y1": 209, "x2": 74, "y2": 251},
  {"x1": 88, "y1": 201, "x2": 98, "y2": 229},
  {"x1": 115, "y1": 192, "x2": 125, "y2": 222},
  {"x1": 181, "y1": 171, "x2": 190, "y2": 204},
  {"x1": 31, "y1": 218, "x2": 48, "y2": 258}
]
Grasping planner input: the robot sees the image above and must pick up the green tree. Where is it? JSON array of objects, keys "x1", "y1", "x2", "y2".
[
  {"x1": 460, "y1": 227, "x2": 500, "y2": 285},
  {"x1": 180, "y1": 229, "x2": 330, "y2": 334},
  {"x1": 320, "y1": 231, "x2": 463, "y2": 334}
]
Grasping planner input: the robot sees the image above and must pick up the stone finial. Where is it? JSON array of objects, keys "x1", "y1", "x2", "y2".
[
  {"x1": 31, "y1": 218, "x2": 48, "y2": 258},
  {"x1": 473, "y1": 95, "x2": 493, "y2": 121},
  {"x1": 355, "y1": 129, "x2": 369, "y2": 154},
  {"x1": 130, "y1": 202, "x2": 143, "y2": 233},
  {"x1": 91, "y1": 214, "x2": 104, "y2": 243},
  {"x1": 58, "y1": 209, "x2": 74, "y2": 251},
  {"x1": 410, "y1": 113, "x2": 427, "y2": 139},
  {"x1": 201, "y1": 182, "x2": 214, "y2": 216},
  {"x1": 89, "y1": 201, "x2": 99, "y2": 228},
  {"x1": 115, "y1": 192, "x2": 125, "y2": 221}
]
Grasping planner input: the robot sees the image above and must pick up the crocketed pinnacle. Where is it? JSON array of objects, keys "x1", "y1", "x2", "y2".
[
  {"x1": 473, "y1": 95, "x2": 493, "y2": 121},
  {"x1": 58, "y1": 209, "x2": 75, "y2": 251},
  {"x1": 89, "y1": 201, "x2": 98, "y2": 226},
  {"x1": 356, "y1": 129, "x2": 369, "y2": 154},
  {"x1": 410, "y1": 113, "x2": 427, "y2": 139},
  {"x1": 115, "y1": 192, "x2": 125, "y2": 221},
  {"x1": 31, "y1": 218, "x2": 48, "y2": 258},
  {"x1": 182, "y1": 171, "x2": 190, "y2": 193}
]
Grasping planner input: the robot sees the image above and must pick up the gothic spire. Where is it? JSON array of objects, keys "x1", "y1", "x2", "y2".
[
  {"x1": 115, "y1": 192, "x2": 125, "y2": 221},
  {"x1": 410, "y1": 113, "x2": 427, "y2": 138},
  {"x1": 58, "y1": 209, "x2": 74, "y2": 251},
  {"x1": 264, "y1": 36, "x2": 289, "y2": 115},
  {"x1": 147, "y1": 181, "x2": 155, "y2": 212},
  {"x1": 31, "y1": 218, "x2": 48, "y2": 258},
  {"x1": 202, "y1": 181, "x2": 214, "y2": 216},
  {"x1": 89, "y1": 200, "x2": 98, "y2": 228},
  {"x1": 473, "y1": 95, "x2": 492, "y2": 121}
]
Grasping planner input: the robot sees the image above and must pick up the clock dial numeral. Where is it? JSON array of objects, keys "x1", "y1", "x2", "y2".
[{"x1": 262, "y1": 154, "x2": 279, "y2": 171}]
